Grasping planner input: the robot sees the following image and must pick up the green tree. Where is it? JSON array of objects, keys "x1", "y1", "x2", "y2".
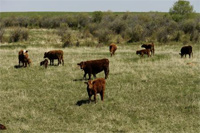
[{"x1": 169, "y1": 0, "x2": 194, "y2": 22}]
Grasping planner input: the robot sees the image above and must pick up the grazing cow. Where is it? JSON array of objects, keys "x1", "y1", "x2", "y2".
[
  {"x1": 40, "y1": 59, "x2": 48, "y2": 68},
  {"x1": 77, "y1": 58, "x2": 109, "y2": 80},
  {"x1": 136, "y1": 49, "x2": 151, "y2": 57},
  {"x1": 0, "y1": 124, "x2": 6, "y2": 130},
  {"x1": 109, "y1": 43, "x2": 117, "y2": 57},
  {"x1": 84, "y1": 78, "x2": 106, "y2": 103},
  {"x1": 44, "y1": 50, "x2": 64, "y2": 66},
  {"x1": 180, "y1": 45, "x2": 193, "y2": 58},
  {"x1": 141, "y1": 42, "x2": 155, "y2": 55},
  {"x1": 18, "y1": 50, "x2": 31, "y2": 67}
]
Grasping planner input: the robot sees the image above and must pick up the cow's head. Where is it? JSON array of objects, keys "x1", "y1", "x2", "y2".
[
  {"x1": 77, "y1": 62, "x2": 86, "y2": 70},
  {"x1": 136, "y1": 51, "x2": 140, "y2": 55},
  {"x1": 44, "y1": 52, "x2": 48, "y2": 58},
  {"x1": 84, "y1": 80, "x2": 94, "y2": 89}
]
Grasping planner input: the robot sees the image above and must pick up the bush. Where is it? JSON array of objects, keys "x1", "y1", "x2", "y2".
[
  {"x1": 95, "y1": 28, "x2": 112, "y2": 43},
  {"x1": 9, "y1": 27, "x2": 29, "y2": 42},
  {"x1": 126, "y1": 24, "x2": 144, "y2": 42},
  {"x1": 157, "y1": 27, "x2": 170, "y2": 43},
  {"x1": 0, "y1": 26, "x2": 5, "y2": 42},
  {"x1": 181, "y1": 19, "x2": 196, "y2": 34}
]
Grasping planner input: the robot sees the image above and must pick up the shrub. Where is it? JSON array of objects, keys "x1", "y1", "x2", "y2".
[
  {"x1": 95, "y1": 28, "x2": 112, "y2": 43},
  {"x1": 190, "y1": 30, "x2": 199, "y2": 42},
  {"x1": 92, "y1": 11, "x2": 103, "y2": 23},
  {"x1": 0, "y1": 26, "x2": 5, "y2": 42},
  {"x1": 9, "y1": 27, "x2": 29, "y2": 42},
  {"x1": 126, "y1": 24, "x2": 144, "y2": 42},
  {"x1": 181, "y1": 19, "x2": 196, "y2": 34},
  {"x1": 110, "y1": 17, "x2": 127, "y2": 34},
  {"x1": 157, "y1": 27, "x2": 170, "y2": 43},
  {"x1": 61, "y1": 30, "x2": 76, "y2": 47}
]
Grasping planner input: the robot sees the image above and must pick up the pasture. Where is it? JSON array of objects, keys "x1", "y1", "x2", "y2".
[{"x1": 0, "y1": 42, "x2": 199, "y2": 132}]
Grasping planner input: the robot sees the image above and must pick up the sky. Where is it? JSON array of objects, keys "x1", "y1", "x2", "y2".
[{"x1": 0, "y1": 0, "x2": 200, "y2": 13}]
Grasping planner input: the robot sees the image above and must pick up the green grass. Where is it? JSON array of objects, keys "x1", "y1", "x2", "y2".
[{"x1": 0, "y1": 43, "x2": 199, "y2": 132}]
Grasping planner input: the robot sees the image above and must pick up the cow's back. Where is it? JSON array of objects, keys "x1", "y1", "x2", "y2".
[
  {"x1": 85, "y1": 59, "x2": 109, "y2": 73},
  {"x1": 47, "y1": 50, "x2": 63, "y2": 59},
  {"x1": 181, "y1": 45, "x2": 192, "y2": 54},
  {"x1": 93, "y1": 78, "x2": 106, "y2": 92}
]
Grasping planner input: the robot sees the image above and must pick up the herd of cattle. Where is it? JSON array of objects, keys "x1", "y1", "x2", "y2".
[
  {"x1": 0, "y1": 43, "x2": 194, "y2": 130},
  {"x1": 17, "y1": 43, "x2": 193, "y2": 104}
]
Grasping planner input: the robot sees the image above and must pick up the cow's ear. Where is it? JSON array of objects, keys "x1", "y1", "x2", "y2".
[
  {"x1": 84, "y1": 82, "x2": 88, "y2": 85},
  {"x1": 77, "y1": 63, "x2": 80, "y2": 66}
]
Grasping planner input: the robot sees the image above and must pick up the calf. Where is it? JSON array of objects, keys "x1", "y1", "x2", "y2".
[
  {"x1": 109, "y1": 43, "x2": 117, "y2": 57},
  {"x1": 0, "y1": 124, "x2": 6, "y2": 130},
  {"x1": 136, "y1": 49, "x2": 151, "y2": 57},
  {"x1": 77, "y1": 58, "x2": 109, "y2": 80},
  {"x1": 44, "y1": 50, "x2": 64, "y2": 66},
  {"x1": 180, "y1": 45, "x2": 193, "y2": 58},
  {"x1": 18, "y1": 50, "x2": 31, "y2": 67},
  {"x1": 84, "y1": 78, "x2": 106, "y2": 103},
  {"x1": 40, "y1": 59, "x2": 48, "y2": 68},
  {"x1": 141, "y1": 42, "x2": 155, "y2": 55}
]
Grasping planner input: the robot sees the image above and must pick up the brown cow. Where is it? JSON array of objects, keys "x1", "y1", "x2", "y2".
[
  {"x1": 0, "y1": 124, "x2": 6, "y2": 130},
  {"x1": 136, "y1": 49, "x2": 151, "y2": 57},
  {"x1": 109, "y1": 43, "x2": 117, "y2": 57},
  {"x1": 18, "y1": 50, "x2": 31, "y2": 67},
  {"x1": 77, "y1": 58, "x2": 109, "y2": 80},
  {"x1": 84, "y1": 78, "x2": 106, "y2": 103},
  {"x1": 40, "y1": 59, "x2": 48, "y2": 68},
  {"x1": 180, "y1": 45, "x2": 193, "y2": 58},
  {"x1": 44, "y1": 50, "x2": 64, "y2": 66},
  {"x1": 141, "y1": 42, "x2": 155, "y2": 55}
]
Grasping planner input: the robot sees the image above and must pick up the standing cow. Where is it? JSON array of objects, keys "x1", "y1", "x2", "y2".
[
  {"x1": 77, "y1": 58, "x2": 109, "y2": 80},
  {"x1": 109, "y1": 43, "x2": 117, "y2": 57},
  {"x1": 84, "y1": 78, "x2": 106, "y2": 103},
  {"x1": 141, "y1": 42, "x2": 155, "y2": 55},
  {"x1": 44, "y1": 50, "x2": 64, "y2": 66},
  {"x1": 18, "y1": 50, "x2": 31, "y2": 67},
  {"x1": 180, "y1": 45, "x2": 193, "y2": 58}
]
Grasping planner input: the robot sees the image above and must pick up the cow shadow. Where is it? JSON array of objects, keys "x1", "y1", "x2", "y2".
[
  {"x1": 14, "y1": 65, "x2": 23, "y2": 69},
  {"x1": 76, "y1": 99, "x2": 90, "y2": 106}
]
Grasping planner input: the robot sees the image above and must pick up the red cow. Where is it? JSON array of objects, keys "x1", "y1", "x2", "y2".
[
  {"x1": 44, "y1": 50, "x2": 64, "y2": 66},
  {"x1": 109, "y1": 43, "x2": 117, "y2": 57},
  {"x1": 77, "y1": 58, "x2": 109, "y2": 80},
  {"x1": 85, "y1": 78, "x2": 106, "y2": 103}
]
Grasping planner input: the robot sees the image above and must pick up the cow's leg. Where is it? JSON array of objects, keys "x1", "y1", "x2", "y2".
[
  {"x1": 88, "y1": 94, "x2": 92, "y2": 103},
  {"x1": 62, "y1": 57, "x2": 64, "y2": 66},
  {"x1": 52, "y1": 60, "x2": 54, "y2": 65},
  {"x1": 88, "y1": 73, "x2": 91, "y2": 80},
  {"x1": 94, "y1": 92, "x2": 97, "y2": 103},
  {"x1": 83, "y1": 72, "x2": 87, "y2": 79},
  {"x1": 104, "y1": 68, "x2": 109, "y2": 79},
  {"x1": 100, "y1": 91, "x2": 104, "y2": 101},
  {"x1": 93, "y1": 74, "x2": 96, "y2": 79},
  {"x1": 57, "y1": 59, "x2": 60, "y2": 65}
]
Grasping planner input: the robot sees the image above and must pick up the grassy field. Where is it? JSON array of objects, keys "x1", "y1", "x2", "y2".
[{"x1": 0, "y1": 39, "x2": 199, "y2": 132}]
